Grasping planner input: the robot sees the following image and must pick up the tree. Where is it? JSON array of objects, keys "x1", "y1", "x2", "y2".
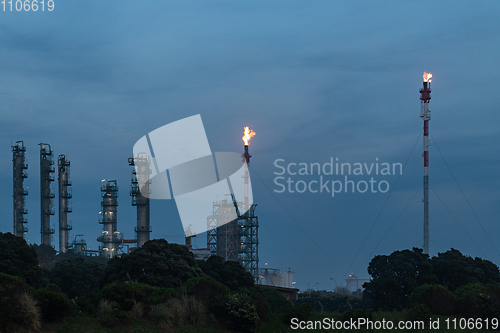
[
  {"x1": 432, "y1": 249, "x2": 500, "y2": 291},
  {"x1": 409, "y1": 284, "x2": 456, "y2": 315},
  {"x1": 364, "y1": 248, "x2": 437, "y2": 310},
  {"x1": 0, "y1": 232, "x2": 44, "y2": 287},
  {"x1": 50, "y1": 257, "x2": 106, "y2": 300},
  {"x1": 198, "y1": 255, "x2": 255, "y2": 291},
  {"x1": 102, "y1": 239, "x2": 202, "y2": 288},
  {"x1": 0, "y1": 273, "x2": 30, "y2": 331},
  {"x1": 32, "y1": 243, "x2": 57, "y2": 270}
]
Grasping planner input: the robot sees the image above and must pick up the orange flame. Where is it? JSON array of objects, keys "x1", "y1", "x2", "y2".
[
  {"x1": 423, "y1": 72, "x2": 433, "y2": 83},
  {"x1": 242, "y1": 126, "x2": 256, "y2": 145}
]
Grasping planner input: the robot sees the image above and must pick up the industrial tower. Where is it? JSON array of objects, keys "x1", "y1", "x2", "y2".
[
  {"x1": 420, "y1": 72, "x2": 432, "y2": 254},
  {"x1": 98, "y1": 180, "x2": 121, "y2": 258},
  {"x1": 240, "y1": 143, "x2": 259, "y2": 278},
  {"x1": 12, "y1": 141, "x2": 28, "y2": 238},
  {"x1": 207, "y1": 137, "x2": 259, "y2": 280},
  {"x1": 40, "y1": 143, "x2": 55, "y2": 246},
  {"x1": 128, "y1": 154, "x2": 151, "y2": 248},
  {"x1": 58, "y1": 155, "x2": 73, "y2": 253}
]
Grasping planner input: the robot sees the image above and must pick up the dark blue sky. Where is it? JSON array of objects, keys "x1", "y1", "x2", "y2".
[{"x1": 1, "y1": 1, "x2": 500, "y2": 290}]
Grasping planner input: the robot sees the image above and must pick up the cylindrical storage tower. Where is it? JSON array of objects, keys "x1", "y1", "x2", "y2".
[
  {"x1": 40, "y1": 143, "x2": 55, "y2": 246},
  {"x1": 12, "y1": 141, "x2": 28, "y2": 238},
  {"x1": 58, "y1": 155, "x2": 73, "y2": 253},
  {"x1": 99, "y1": 180, "x2": 119, "y2": 258},
  {"x1": 129, "y1": 154, "x2": 151, "y2": 248}
]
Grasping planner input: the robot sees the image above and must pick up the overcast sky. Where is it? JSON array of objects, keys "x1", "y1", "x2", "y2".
[{"x1": 1, "y1": 1, "x2": 500, "y2": 291}]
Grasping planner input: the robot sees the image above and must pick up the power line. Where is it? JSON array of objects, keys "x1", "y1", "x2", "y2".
[
  {"x1": 343, "y1": 131, "x2": 422, "y2": 279},
  {"x1": 429, "y1": 185, "x2": 487, "y2": 258},
  {"x1": 354, "y1": 185, "x2": 422, "y2": 275},
  {"x1": 430, "y1": 133, "x2": 500, "y2": 258}
]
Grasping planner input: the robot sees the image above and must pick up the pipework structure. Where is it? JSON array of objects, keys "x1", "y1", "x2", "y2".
[
  {"x1": 98, "y1": 180, "x2": 121, "y2": 258},
  {"x1": 420, "y1": 72, "x2": 432, "y2": 254},
  {"x1": 58, "y1": 155, "x2": 73, "y2": 253},
  {"x1": 40, "y1": 143, "x2": 55, "y2": 246},
  {"x1": 207, "y1": 140, "x2": 259, "y2": 280},
  {"x1": 240, "y1": 144, "x2": 259, "y2": 279},
  {"x1": 128, "y1": 154, "x2": 151, "y2": 248},
  {"x1": 12, "y1": 141, "x2": 28, "y2": 238}
]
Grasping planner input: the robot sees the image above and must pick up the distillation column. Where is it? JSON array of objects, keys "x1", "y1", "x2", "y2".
[
  {"x1": 128, "y1": 155, "x2": 151, "y2": 248},
  {"x1": 40, "y1": 143, "x2": 55, "y2": 246},
  {"x1": 12, "y1": 141, "x2": 28, "y2": 238},
  {"x1": 420, "y1": 72, "x2": 432, "y2": 254},
  {"x1": 58, "y1": 155, "x2": 73, "y2": 253},
  {"x1": 99, "y1": 180, "x2": 119, "y2": 258}
]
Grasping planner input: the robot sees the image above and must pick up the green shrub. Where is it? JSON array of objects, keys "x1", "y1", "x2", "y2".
[
  {"x1": 34, "y1": 285, "x2": 73, "y2": 321},
  {"x1": 454, "y1": 283, "x2": 500, "y2": 318},
  {"x1": 73, "y1": 296, "x2": 95, "y2": 315},
  {"x1": 185, "y1": 276, "x2": 229, "y2": 305},
  {"x1": 0, "y1": 273, "x2": 29, "y2": 331},
  {"x1": 186, "y1": 296, "x2": 207, "y2": 326},
  {"x1": 149, "y1": 294, "x2": 207, "y2": 329},
  {"x1": 150, "y1": 303, "x2": 170, "y2": 329},
  {"x1": 224, "y1": 293, "x2": 259, "y2": 333},
  {"x1": 407, "y1": 304, "x2": 432, "y2": 325},
  {"x1": 342, "y1": 308, "x2": 373, "y2": 321},
  {"x1": 283, "y1": 303, "x2": 311, "y2": 326},
  {"x1": 96, "y1": 299, "x2": 130, "y2": 327},
  {"x1": 98, "y1": 281, "x2": 177, "y2": 311},
  {"x1": 256, "y1": 285, "x2": 291, "y2": 316},
  {"x1": 455, "y1": 283, "x2": 485, "y2": 318},
  {"x1": 18, "y1": 292, "x2": 41, "y2": 331},
  {"x1": 131, "y1": 300, "x2": 145, "y2": 320},
  {"x1": 409, "y1": 284, "x2": 456, "y2": 315}
]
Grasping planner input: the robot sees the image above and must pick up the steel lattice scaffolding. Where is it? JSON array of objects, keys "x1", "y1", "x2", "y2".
[
  {"x1": 207, "y1": 197, "x2": 259, "y2": 280},
  {"x1": 239, "y1": 204, "x2": 259, "y2": 279}
]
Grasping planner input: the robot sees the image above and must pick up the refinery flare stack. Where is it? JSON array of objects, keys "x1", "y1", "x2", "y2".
[{"x1": 420, "y1": 72, "x2": 432, "y2": 254}]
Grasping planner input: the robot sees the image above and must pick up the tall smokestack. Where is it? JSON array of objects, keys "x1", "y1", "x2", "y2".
[
  {"x1": 420, "y1": 72, "x2": 432, "y2": 254},
  {"x1": 40, "y1": 143, "x2": 55, "y2": 246},
  {"x1": 129, "y1": 155, "x2": 151, "y2": 248},
  {"x1": 58, "y1": 155, "x2": 72, "y2": 253},
  {"x1": 12, "y1": 141, "x2": 28, "y2": 238}
]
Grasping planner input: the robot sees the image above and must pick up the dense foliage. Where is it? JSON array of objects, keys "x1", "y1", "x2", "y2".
[
  {"x1": 0, "y1": 232, "x2": 44, "y2": 287},
  {"x1": 50, "y1": 256, "x2": 106, "y2": 299},
  {"x1": 198, "y1": 255, "x2": 255, "y2": 290},
  {"x1": 7, "y1": 232, "x2": 500, "y2": 332},
  {"x1": 102, "y1": 239, "x2": 203, "y2": 288},
  {"x1": 364, "y1": 247, "x2": 500, "y2": 311}
]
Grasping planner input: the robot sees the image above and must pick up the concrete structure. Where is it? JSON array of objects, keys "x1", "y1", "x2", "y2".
[
  {"x1": 259, "y1": 267, "x2": 295, "y2": 289},
  {"x1": 345, "y1": 274, "x2": 371, "y2": 293}
]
